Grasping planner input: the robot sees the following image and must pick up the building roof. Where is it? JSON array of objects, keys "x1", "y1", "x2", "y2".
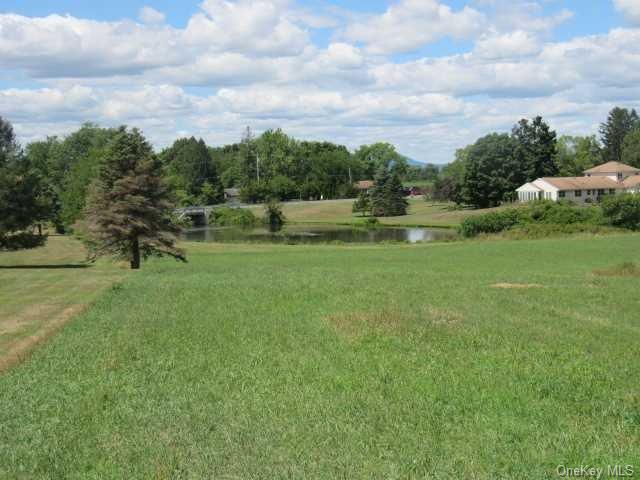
[
  {"x1": 623, "y1": 175, "x2": 640, "y2": 188},
  {"x1": 355, "y1": 180, "x2": 374, "y2": 189},
  {"x1": 584, "y1": 161, "x2": 640, "y2": 174},
  {"x1": 539, "y1": 176, "x2": 624, "y2": 190},
  {"x1": 224, "y1": 188, "x2": 240, "y2": 196},
  {"x1": 516, "y1": 182, "x2": 542, "y2": 192}
]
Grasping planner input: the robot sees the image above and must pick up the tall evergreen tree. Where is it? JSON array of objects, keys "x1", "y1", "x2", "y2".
[
  {"x1": 600, "y1": 107, "x2": 639, "y2": 162},
  {"x1": 84, "y1": 127, "x2": 186, "y2": 269},
  {"x1": 352, "y1": 190, "x2": 371, "y2": 216},
  {"x1": 511, "y1": 116, "x2": 558, "y2": 182},
  {"x1": 370, "y1": 166, "x2": 408, "y2": 217},
  {"x1": 384, "y1": 173, "x2": 408, "y2": 216},
  {"x1": 370, "y1": 165, "x2": 391, "y2": 217}
]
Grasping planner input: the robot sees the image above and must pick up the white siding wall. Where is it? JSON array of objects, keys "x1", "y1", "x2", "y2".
[
  {"x1": 533, "y1": 180, "x2": 558, "y2": 201},
  {"x1": 557, "y1": 188, "x2": 623, "y2": 203},
  {"x1": 516, "y1": 183, "x2": 542, "y2": 202}
]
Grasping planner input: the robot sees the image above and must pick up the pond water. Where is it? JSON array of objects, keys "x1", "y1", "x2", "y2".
[{"x1": 183, "y1": 224, "x2": 457, "y2": 244}]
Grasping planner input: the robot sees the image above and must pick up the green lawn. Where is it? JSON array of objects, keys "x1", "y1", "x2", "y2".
[
  {"x1": 0, "y1": 236, "x2": 126, "y2": 371},
  {"x1": 249, "y1": 198, "x2": 507, "y2": 227},
  {"x1": 1, "y1": 235, "x2": 639, "y2": 478}
]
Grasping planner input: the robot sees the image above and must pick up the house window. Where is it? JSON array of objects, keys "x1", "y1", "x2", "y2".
[
  {"x1": 597, "y1": 189, "x2": 605, "y2": 195},
  {"x1": 586, "y1": 190, "x2": 592, "y2": 195},
  {"x1": 559, "y1": 191, "x2": 566, "y2": 198},
  {"x1": 575, "y1": 190, "x2": 582, "y2": 197},
  {"x1": 618, "y1": 173, "x2": 623, "y2": 181},
  {"x1": 609, "y1": 189, "x2": 616, "y2": 194}
]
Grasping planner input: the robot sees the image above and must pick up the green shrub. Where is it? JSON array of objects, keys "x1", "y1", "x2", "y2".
[
  {"x1": 503, "y1": 223, "x2": 620, "y2": 240},
  {"x1": 263, "y1": 200, "x2": 286, "y2": 232},
  {"x1": 460, "y1": 201, "x2": 606, "y2": 238},
  {"x1": 0, "y1": 232, "x2": 47, "y2": 251},
  {"x1": 209, "y1": 207, "x2": 257, "y2": 227},
  {"x1": 459, "y1": 209, "x2": 523, "y2": 237},
  {"x1": 601, "y1": 194, "x2": 640, "y2": 230},
  {"x1": 526, "y1": 200, "x2": 603, "y2": 225},
  {"x1": 364, "y1": 217, "x2": 380, "y2": 228}
]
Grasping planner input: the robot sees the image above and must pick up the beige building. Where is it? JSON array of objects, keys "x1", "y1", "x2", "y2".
[{"x1": 516, "y1": 161, "x2": 640, "y2": 203}]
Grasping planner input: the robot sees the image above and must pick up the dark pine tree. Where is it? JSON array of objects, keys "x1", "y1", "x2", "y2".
[
  {"x1": 370, "y1": 165, "x2": 390, "y2": 217},
  {"x1": 511, "y1": 116, "x2": 558, "y2": 182},
  {"x1": 384, "y1": 172, "x2": 408, "y2": 216},
  {"x1": 352, "y1": 190, "x2": 371, "y2": 216},
  {"x1": 600, "y1": 107, "x2": 640, "y2": 162},
  {"x1": 369, "y1": 166, "x2": 408, "y2": 217},
  {"x1": 84, "y1": 127, "x2": 186, "y2": 269}
]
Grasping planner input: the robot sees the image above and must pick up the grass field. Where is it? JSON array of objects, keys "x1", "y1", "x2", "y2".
[
  {"x1": 0, "y1": 237, "x2": 126, "y2": 371},
  {"x1": 248, "y1": 197, "x2": 506, "y2": 227},
  {"x1": 1, "y1": 234, "x2": 639, "y2": 478}
]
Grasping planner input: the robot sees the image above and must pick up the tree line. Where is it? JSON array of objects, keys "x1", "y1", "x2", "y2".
[
  {"x1": 9, "y1": 122, "x2": 425, "y2": 233},
  {"x1": 0, "y1": 116, "x2": 425, "y2": 264},
  {"x1": 432, "y1": 107, "x2": 640, "y2": 208}
]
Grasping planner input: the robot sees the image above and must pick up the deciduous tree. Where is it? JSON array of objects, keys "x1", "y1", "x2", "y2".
[{"x1": 512, "y1": 116, "x2": 558, "y2": 182}]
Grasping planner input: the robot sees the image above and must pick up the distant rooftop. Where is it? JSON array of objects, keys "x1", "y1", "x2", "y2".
[
  {"x1": 355, "y1": 180, "x2": 374, "y2": 189},
  {"x1": 540, "y1": 176, "x2": 623, "y2": 190},
  {"x1": 584, "y1": 161, "x2": 640, "y2": 174}
]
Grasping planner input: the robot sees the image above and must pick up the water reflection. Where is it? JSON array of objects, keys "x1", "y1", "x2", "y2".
[{"x1": 183, "y1": 224, "x2": 456, "y2": 244}]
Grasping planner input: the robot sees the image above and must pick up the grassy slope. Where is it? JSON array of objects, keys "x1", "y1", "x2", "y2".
[
  {"x1": 0, "y1": 237, "x2": 125, "y2": 370},
  {"x1": 249, "y1": 198, "x2": 506, "y2": 227},
  {"x1": 1, "y1": 235, "x2": 639, "y2": 478}
]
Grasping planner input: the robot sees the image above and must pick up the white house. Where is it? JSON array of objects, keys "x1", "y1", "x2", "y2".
[{"x1": 517, "y1": 161, "x2": 640, "y2": 204}]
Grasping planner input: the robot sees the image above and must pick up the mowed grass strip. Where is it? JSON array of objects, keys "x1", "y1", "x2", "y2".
[
  {"x1": 0, "y1": 235, "x2": 639, "y2": 478},
  {"x1": 0, "y1": 236, "x2": 126, "y2": 371}
]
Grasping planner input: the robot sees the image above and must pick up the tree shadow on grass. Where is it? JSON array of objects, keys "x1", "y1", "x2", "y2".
[{"x1": 0, "y1": 264, "x2": 91, "y2": 269}]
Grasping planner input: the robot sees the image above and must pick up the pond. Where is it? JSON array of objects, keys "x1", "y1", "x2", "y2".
[{"x1": 183, "y1": 224, "x2": 457, "y2": 244}]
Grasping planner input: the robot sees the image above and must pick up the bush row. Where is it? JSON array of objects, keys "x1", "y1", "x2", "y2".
[
  {"x1": 209, "y1": 208, "x2": 257, "y2": 227},
  {"x1": 460, "y1": 195, "x2": 640, "y2": 238}
]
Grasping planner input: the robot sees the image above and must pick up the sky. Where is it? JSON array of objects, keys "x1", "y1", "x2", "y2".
[{"x1": 0, "y1": 0, "x2": 639, "y2": 163}]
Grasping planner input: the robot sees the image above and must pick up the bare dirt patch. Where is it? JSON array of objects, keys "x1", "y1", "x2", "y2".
[
  {"x1": 593, "y1": 262, "x2": 640, "y2": 277},
  {"x1": 327, "y1": 305, "x2": 463, "y2": 339},
  {"x1": 491, "y1": 283, "x2": 544, "y2": 289},
  {"x1": 0, "y1": 304, "x2": 86, "y2": 373},
  {"x1": 326, "y1": 307, "x2": 409, "y2": 339}
]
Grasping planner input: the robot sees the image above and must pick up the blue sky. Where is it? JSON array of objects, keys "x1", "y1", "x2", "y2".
[{"x1": 0, "y1": 0, "x2": 639, "y2": 163}]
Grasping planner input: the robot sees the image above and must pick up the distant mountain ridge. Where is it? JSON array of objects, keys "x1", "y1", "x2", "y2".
[{"x1": 404, "y1": 157, "x2": 425, "y2": 166}]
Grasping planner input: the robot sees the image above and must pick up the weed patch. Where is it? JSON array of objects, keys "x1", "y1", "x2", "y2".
[{"x1": 593, "y1": 262, "x2": 640, "y2": 277}]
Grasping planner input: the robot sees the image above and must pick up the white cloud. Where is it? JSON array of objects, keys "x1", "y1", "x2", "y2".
[
  {"x1": 184, "y1": 0, "x2": 310, "y2": 56},
  {"x1": 343, "y1": 0, "x2": 485, "y2": 55},
  {"x1": 0, "y1": 1, "x2": 638, "y2": 163},
  {"x1": 0, "y1": 14, "x2": 183, "y2": 77},
  {"x1": 139, "y1": 6, "x2": 166, "y2": 25},
  {"x1": 474, "y1": 30, "x2": 542, "y2": 60},
  {"x1": 614, "y1": 0, "x2": 640, "y2": 24}
]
